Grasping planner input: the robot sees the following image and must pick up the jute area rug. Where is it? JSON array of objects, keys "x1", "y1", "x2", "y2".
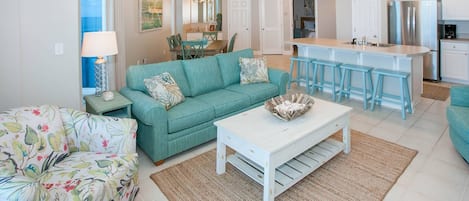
[
  {"x1": 422, "y1": 81, "x2": 450, "y2": 101},
  {"x1": 151, "y1": 130, "x2": 417, "y2": 201}
]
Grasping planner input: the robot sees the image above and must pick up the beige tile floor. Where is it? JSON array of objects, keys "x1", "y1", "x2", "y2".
[{"x1": 135, "y1": 54, "x2": 469, "y2": 201}]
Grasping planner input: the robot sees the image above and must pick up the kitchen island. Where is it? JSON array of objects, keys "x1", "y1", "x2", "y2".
[{"x1": 287, "y1": 38, "x2": 430, "y2": 110}]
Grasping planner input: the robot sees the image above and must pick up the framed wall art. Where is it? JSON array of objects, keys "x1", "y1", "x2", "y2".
[{"x1": 139, "y1": 0, "x2": 163, "y2": 32}]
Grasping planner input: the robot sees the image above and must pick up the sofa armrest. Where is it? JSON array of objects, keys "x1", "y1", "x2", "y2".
[
  {"x1": 268, "y1": 68, "x2": 289, "y2": 95},
  {"x1": 120, "y1": 87, "x2": 168, "y2": 126},
  {"x1": 450, "y1": 86, "x2": 469, "y2": 107},
  {"x1": 60, "y1": 108, "x2": 137, "y2": 154}
]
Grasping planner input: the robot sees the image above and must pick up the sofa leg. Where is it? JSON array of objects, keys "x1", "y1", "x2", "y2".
[{"x1": 154, "y1": 160, "x2": 165, "y2": 166}]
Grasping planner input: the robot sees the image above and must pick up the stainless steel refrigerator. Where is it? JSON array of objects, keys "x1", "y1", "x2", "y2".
[{"x1": 388, "y1": 0, "x2": 442, "y2": 81}]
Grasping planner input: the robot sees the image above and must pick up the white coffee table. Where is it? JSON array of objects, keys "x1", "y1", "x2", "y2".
[{"x1": 214, "y1": 98, "x2": 352, "y2": 201}]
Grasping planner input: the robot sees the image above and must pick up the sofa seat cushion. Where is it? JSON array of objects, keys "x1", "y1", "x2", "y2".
[
  {"x1": 38, "y1": 152, "x2": 138, "y2": 201},
  {"x1": 447, "y1": 106, "x2": 469, "y2": 142},
  {"x1": 183, "y1": 56, "x2": 224, "y2": 96},
  {"x1": 225, "y1": 83, "x2": 279, "y2": 104},
  {"x1": 194, "y1": 89, "x2": 251, "y2": 117},
  {"x1": 167, "y1": 98, "x2": 215, "y2": 133}
]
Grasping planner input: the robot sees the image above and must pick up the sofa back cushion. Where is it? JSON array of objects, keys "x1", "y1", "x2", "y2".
[
  {"x1": 0, "y1": 105, "x2": 69, "y2": 178},
  {"x1": 216, "y1": 48, "x2": 254, "y2": 87},
  {"x1": 183, "y1": 56, "x2": 224, "y2": 96},
  {"x1": 126, "y1": 60, "x2": 191, "y2": 97}
]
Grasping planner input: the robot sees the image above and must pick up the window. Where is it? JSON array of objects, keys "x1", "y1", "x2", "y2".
[{"x1": 81, "y1": 0, "x2": 104, "y2": 90}]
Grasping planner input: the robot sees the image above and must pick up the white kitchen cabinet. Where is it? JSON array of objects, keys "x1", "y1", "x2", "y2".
[
  {"x1": 442, "y1": 0, "x2": 469, "y2": 20},
  {"x1": 441, "y1": 41, "x2": 469, "y2": 83},
  {"x1": 351, "y1": 0, "x2": 387, "y2": 43}
]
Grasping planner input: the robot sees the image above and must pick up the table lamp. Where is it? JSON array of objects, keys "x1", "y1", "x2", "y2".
[{"x1": 81, "y1": 31, "x2": 118, "y2": 96}]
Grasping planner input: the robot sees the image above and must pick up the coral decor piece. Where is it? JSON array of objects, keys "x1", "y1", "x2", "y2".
[{"x1": 264, "y1": 93, "x2": 314, "y2": 121}]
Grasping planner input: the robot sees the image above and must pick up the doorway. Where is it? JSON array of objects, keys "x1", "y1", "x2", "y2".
[{"x1": 292, "y1": 0, "x2": 315, "y2": 39}]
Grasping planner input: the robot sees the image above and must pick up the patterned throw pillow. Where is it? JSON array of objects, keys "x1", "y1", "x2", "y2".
[
  {"x1": 239, "y1": 57, "x2": 269, "y2": 84},
  {"x1": 144, "y1": 72, "x2": 185, "y2": 110}
]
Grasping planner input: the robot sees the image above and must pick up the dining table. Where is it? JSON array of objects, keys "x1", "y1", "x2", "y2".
[{"x1": 170, "y1": 40, "x2": 228, "y2": 60}]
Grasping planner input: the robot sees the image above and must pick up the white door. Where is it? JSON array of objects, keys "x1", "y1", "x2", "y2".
[
  {"x1": 228, "y1": 0, "x2": 251, "y2": 51},
  {"x1": 259, "y1": 0, "x2": 283, "y2": 54}
]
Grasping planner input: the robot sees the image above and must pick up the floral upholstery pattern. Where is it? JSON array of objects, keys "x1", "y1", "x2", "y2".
[
  {"x1": 0, "y1": 105, "x2": 139, "y2": 201},
  {"x1": 239, "y1": 57, "x2": 270, "y2": 84},
  {"x1": 144, "y1": 72, "x2": 185, "y2": 110}
]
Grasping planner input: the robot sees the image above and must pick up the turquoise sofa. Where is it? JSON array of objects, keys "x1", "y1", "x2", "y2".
[
  {"x1": 447, "y1": 85, "x2": 469, "y2": 162},
  {"x1": 120, "y1": 49, "x2": 289, "y2": 165}
]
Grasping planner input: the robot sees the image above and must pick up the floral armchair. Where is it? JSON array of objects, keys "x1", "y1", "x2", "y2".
[{"x1": 0, "y1": 105, "x2": 139, "y2": 201}]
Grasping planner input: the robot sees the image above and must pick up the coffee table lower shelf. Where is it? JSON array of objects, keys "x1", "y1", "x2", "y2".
[{"x1": 227, "y1": 138, "x2": 345, "y2": 197}]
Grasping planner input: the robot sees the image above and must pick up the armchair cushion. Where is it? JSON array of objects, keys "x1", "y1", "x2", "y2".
[
  {"x1": 60, "y1": 108, "x2": 137, "y2": 154},
  {"x1": 450, "y1": 86, "x2": 469, "y2": 107},
  {"x1": 38, "y1": 152, "x2": 138, "y2": 201},
  {"x1": 0, "y1": 105, "x2": 69, "y2": 178},
  {"x1": 0, "y1": 105, "x2": 139, "y2": 201}
]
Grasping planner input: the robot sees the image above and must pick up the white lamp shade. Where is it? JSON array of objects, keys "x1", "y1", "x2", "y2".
[{"x1": 81, "y1": 31, "x2": 118, "y2": 57}]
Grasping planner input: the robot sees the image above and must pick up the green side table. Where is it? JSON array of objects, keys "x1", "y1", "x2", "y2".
[{"x1": 85, "y1": 91, "x2": 132, "y2": 118}]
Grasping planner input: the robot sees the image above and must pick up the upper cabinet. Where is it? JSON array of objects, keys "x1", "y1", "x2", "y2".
[
  {"x1": 351, "y1": 0, "x2": 387, "y2": 43},
  {"x1": 442, "y1": 0, "x2": 469, "y2": 20}
]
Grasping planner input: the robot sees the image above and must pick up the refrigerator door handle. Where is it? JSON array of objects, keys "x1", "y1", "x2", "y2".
[
  {"x1": 407, "y1": 7, "x2": 411, "y2": 43},
  {"x1": 412, "y1": 6, "x2": 416, "y2": 44}
]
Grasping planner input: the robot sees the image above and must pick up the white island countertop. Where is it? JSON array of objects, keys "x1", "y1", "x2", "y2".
[
  {"x1": 287, "y1": 38, "x2": 430, "y2": 57},
  {"x1": 288, "y1": 37, "x2": 430, "y2": 111}
]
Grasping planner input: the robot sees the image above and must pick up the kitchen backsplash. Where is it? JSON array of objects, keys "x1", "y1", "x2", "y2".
[{"x1": 444, "y1": 20, "x2": 469, "y2": 39}]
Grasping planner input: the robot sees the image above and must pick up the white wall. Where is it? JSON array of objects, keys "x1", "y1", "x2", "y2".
[
  {"x1": 315, "y1": 0, "x2": 336, "y2": 38},
  {"x1": 335, "y1": 0, "x2": 353, "y2": 41},
  {"x1": 0, "y1": 0, "x2": 81, "y2": 111},
  {"x1": 122, "y1": 0, "x2": 172, "y2": 68}
]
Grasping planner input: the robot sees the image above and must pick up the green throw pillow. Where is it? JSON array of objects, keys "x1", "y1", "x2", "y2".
[
  {"x1": 239, "y1": 57, "x2": 269, "y2": 84},
  {"x1": 144, "y1": 72, "x2": 185, "y2": 110}
]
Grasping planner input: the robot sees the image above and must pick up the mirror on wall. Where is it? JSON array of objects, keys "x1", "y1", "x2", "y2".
[{"x1": 183, "y1": 0, "x2": 221, "y2": 24}]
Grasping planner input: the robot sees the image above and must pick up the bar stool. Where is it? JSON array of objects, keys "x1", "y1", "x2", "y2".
[
  {"x1": 370, "y1": 69, "x2": 412, "y2": 120},
  {"x1": 288, "y1": 56, "x2": 314, "y2": 93},
  {"x1": 310, "y1": 59, "x2": 342, "y2": 101},
  {"x1": 337, "y1": 64, "x2": 374, "y2": 110}
]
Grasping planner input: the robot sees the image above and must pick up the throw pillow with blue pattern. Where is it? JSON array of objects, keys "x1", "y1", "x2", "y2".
[
  {"x1": 239, "y1": 57, "x2": 269, "y2": 84},
  {"x1": 144, "y1": 72, "x2": 185, "y2": 110}
]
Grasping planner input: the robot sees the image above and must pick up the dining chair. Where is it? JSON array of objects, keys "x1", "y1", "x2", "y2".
[
  {"x1": 181, "y1": 40, "x2": 206, "y2": 60},
  {"x1": 166, "y1": 35, "x2": 178, "y2": 49},
  {"x1": 227, "y1": 33, "x2": 237, "y2": 52},
  {"x1": 203, "y1": 31, "x2": 218, "y2": 41},
  {"x1": 175, "y1": 33, "x2": 182, "y2": 46}
]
